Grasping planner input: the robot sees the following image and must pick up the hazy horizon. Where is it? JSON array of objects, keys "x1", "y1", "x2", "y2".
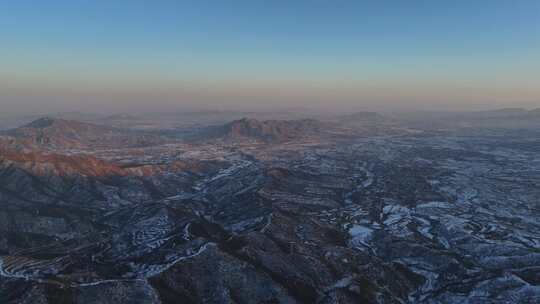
[{"x1": 1, "y1": 1, "x2": 539, "y2": 115}]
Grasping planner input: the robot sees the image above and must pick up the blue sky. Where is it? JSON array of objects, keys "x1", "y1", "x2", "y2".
[{"x1": 1, "y1": 1, "x2": 539, "y2": 113}]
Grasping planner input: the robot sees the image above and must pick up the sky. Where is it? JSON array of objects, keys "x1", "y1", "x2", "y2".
[{"x1": 1, "y1": 0, "x2": 539, "y2": 114}]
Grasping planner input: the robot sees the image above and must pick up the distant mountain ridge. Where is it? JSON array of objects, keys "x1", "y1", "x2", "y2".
[
  {"x1": 2, "y1": 117, "x2": 165, "y2": 150},
  {"x1": 200, "y1": 118, "x2": 327, "y2": 142},
  {"x1": 470, "y1": 108, "x2": 540, "y2": 119},
  {"x1": 338, "y1": 111, "x2": 386, "y2": 123}
]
